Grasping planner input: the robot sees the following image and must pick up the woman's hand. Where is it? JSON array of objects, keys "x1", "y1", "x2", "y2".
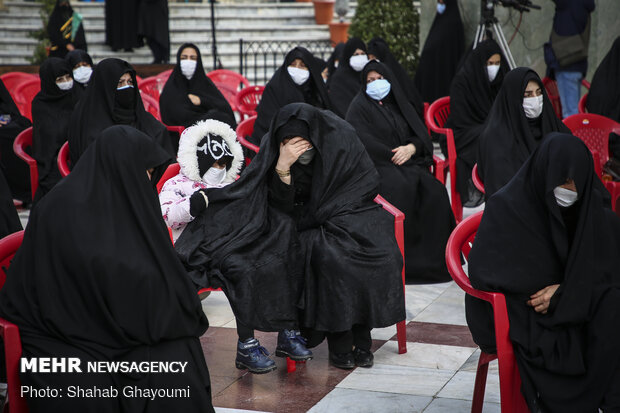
[
  {"x1": 188, "y1": 94, "x2": 201, "y2": 106},
  {"x1": 527, "y1": 284, "x2": 560, "y2": 314},
  {"x1": 391, "y1": 144, "x2": 416, "y2": 165},
  {"x1": 276, "y1": 137, "x2": 311, "y2": 171},
  {"x1": 66, "y1": 43, "x2": 75, "y2": 51}
]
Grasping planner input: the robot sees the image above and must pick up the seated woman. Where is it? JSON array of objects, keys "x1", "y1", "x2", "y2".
[
  {"x1": 478, "y1": 67, "x2": 569, "y2": 198},
  {"x1": 346, "y1": 60, "x2": 455, "y2": 284},
  {"x1": 0, "y1": 78, "x2": 32, "y2": 203},
  {"x1": 0, "y1": 169, "x2": 21, "y2": 239},
  {"x1": 325, "y1": 42, "x2": 344, "y2": 83},
  {"x1": 32, "y1": 57, "x2": 76, "y2": 204},
  {"x1": 446, "y1": 39, "x2": 509, "y2": 207},
  {"x1": 0, "y1": 125, "x2": 215, "y2": 412},
  {"x1": 466, "y1": 133, "x2": 620, "y2": 412},
  {"x1": 68, "y1": 58, "x2": 173, "y2": 164},
  {"x1": 65, "y1": 49, "x2": 94, "y2": 102},
  {"x1": 175, "y1": 103, "x2": 405, "y2": 370},
  {"x1": 160, "y1": 119, "x2": 311, "y2": 374},
  {"x1": 47, "y1": 0, "x2": 87, "y2": 59},
  {"x1": 160, "y1": 43, "x2": 236, "y2": 129},
  {"x1": 250, "y1": 47, "x2": 331, "y2": 146},
  {"x1": 328, "y1": 37, "x2": 369, "y2": 118}
]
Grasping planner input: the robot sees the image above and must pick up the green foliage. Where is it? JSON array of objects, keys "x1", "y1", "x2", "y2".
[
  {"x1": 349, "y1": 0, "x2": 420, "y2": 77},
  {"x1": 28, "y1": 0, "x2": 56, "y2": 64}
]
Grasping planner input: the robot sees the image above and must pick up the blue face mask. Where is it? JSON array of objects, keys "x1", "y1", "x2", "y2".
[
  {"x1": 437, "y1": 3, "x2": 446, "y2": 14},
  {"x1": 366, "y1": 78, "x2": 391, "y2": 101}
]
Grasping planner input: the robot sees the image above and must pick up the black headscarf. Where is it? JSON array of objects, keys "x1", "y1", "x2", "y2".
[
  {"x1": 414, "y1": 0, "x2": 465, "y2": 103},
  {"x1": 326, "y1": 42, "x2": 344, "y2": 80},
  {"x1": 467, "y1": 133, "x2": 620, "y2": 412},
  {"x1": 31, "y1": 57, "x2": 75, "y2": 204},
  {"x1": 586, "y1": 36, "x2": 620, "y2": 122},
  {"x1": 47, "y1": 0, "x2": 87, "y2": 59},
  {"x1": 445, "y1": 39, "x2": 509, "y2": 202},
  {"x1": 68, "y1": 58, "x2": 173, "y2": 164},
  {"x1": 176, "y1": 103, "x2": 405, "y2": 332},
  {"x1": 0, "y1": 168, "x2": 21, "y2": 239},
  {"x1": 328, "y1": 37, "x2": 367, "y2": 117},
  {"x1": 250, "y1": 47, "x2": 331, "y2": 146},
  {"x1": 160, "y1": 43, "x2": 235, "y2": 129},
  {"x1": 65, "y1": 49, "x2": 93, "y2": 102},
  {"x1": 367, "y1": 37, "x2": 425, "y2": 118},
  {"x1": 346, "y1": 61, "x2": 455, "y2": 284},
  {"x1": 478, "y1": 67, "x2": 570, "y2": 198},
  {"x1": 0, "y1": 125, "x2": 215, "y2": 412}
]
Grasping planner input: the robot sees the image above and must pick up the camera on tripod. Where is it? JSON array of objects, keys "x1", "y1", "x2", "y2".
[{"x1": 485, "y1": 0, "x2": 541, "y2": 14}]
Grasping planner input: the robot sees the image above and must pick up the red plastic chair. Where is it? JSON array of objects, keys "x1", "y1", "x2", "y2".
[
  {"x1": 563, "y1": 113, "x2": 620, "y2": 212},
  {"x1": 13, "y1": 78, "x2": 41, "y2": 121},
  {"x1": 472, "y1": 164, "x2": 485, "y2": 194},
  {"x1": 12, "y1": 127, "x2": 37, "y2": 200},
  {"x1": 141, "y1": 92, "x2": 161, "y2": 121},
  {"x1": 426, "y1": 96, "x2": 462, "y2": 222},
  {"x1": 0, "y1": 230, "x2": 29, "y2": 413},
  {"x1": 235, "y1": 85, "x2": 264, "y2": 120},
  {"x1": 0, "y1": 72, "x2": 37, "y2": 103},
  {"x1": 235, "y1": 115, "x2": 260, "y2": 157},
  {"x1": 446, "y1": 212, "x2": 529, "y2": 413},
  {"x1": 57, "y1": 141, "x2": 71, "y2": 177},
  {"x1": 138, "y1": 76, "x2": 166, "y2": 101},
  {"x1": 578, "y1": 93, "x2": 588, "y2": 114},
  {"x1": 207, "y1": 70, "x2": 251, "y2": 113},
  {"x1": 543, "y1": 77, "x2": 591, "y2": 119},
  {"x1": 157, "y1": 69, "x2": 173, "y2": 81}
]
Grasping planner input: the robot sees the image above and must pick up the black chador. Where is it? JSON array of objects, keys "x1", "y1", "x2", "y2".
[
  {"x1": 47, "y1": 0, "x2": 87, "y2": 59},
  {"x1": 466, "y1": 133, "x2": 620, "y2": 413},
  {"x1": 0, "y1": 126, "x2": 215, "y2": 412},
  {"x1": 346, "y1": 60, "x2": 455, "y2": 284},
  {"x1": 32, "y1": 58, "x2": 75, "y2": 204},
  {"x1": 250, "y1": 47, "x2": 331, "y2": 146},
  {"x1": 175, "y1": 103, "x2": 405, "y2": 335},
  {"x1": 137, "y1": 0, "x2": 170, "y2": 64},
  {"x1": 328, "y1": 37, "x2": 367, "y2": 118},
  {"x1": 445, "y1": 39, "x2": 509, "y2": 205},
  {"x1": 65, "y1": 49, "x2": 93, "y2": 103},
  {"x1": 478, "y1": 67, "x2": 569, "y2": 198},
  {"x1": 104, "y1": 0, "x2": 142, "y2": 51},
  {"x1": 414, "y1": 0, "x2": 464, "y2": 103},
  {"x1": 0, "y1": 169, "x2": 21, "y2": 239},
  {"x1": 68, "y1": 58, "x2": 173, "y2": 164},
  {"x1": 160, "y1": 43, "x2": 235, "y2": 129}
]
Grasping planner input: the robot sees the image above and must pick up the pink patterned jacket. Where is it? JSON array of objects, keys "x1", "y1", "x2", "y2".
[{"x1": 159, "y1": 173, "x2": 209, "y2": 242}]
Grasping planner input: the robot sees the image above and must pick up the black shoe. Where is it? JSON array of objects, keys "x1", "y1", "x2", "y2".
[
  {"x1": 275, "y1": 330, "x2": 313, "y2": 361},
  {"x1": 353, "y1": 347, "x2": 374, "y2": 368},
  {"x1": 329, "y1": 351, "x2": 355, "y2": 369}
]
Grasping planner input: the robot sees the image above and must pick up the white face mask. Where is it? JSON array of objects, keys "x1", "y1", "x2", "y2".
[
  {"x1": 349, "y1": 54, "x2": 369, "y2": 72},
  {"x1": 180, "y1": 59, "x2": 197, "y2": 80},
  {"x1": 287, "y1": 66, "x2": 310, "y2": 85},
  {"x1": 553, "y1": 186, "x2": 578, "y2": 207},
  {"x1": 73, "y1": 66, "x2": 92, "y2": 84},
  {"x1": 437, "y1": 3, "x2": 446, "y2": 14},
  {"x1": 56, "y1": 79, "x2": 73, "y2": 91},
  {"x1": 203, "y1": 166, "x2": 227, "y2": 186},
  {"x1": 487, "y1": 64, "x2": 500, "y2": 82},
  {"x1": 366, "y1": 78, "x2": 391, "y2": 101},
  {"x1": 523, "y1": 95, "x2": 544, "y2": 119}
]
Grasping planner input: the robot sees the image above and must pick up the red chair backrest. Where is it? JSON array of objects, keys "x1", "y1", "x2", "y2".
[
  {"x1": 543, "y1": 77, "x2": 591, "y2": 119},
  {"x1": 139, "y1": 76, "x2": 166, "y2": 101},
  {"x1": 0, "y1": 231, "x2": 23, "y2": 289},
  {"x1": 426, "y1": 96, "x2": 451, "y2": 132},
  {"x1": 157, "y1": 69, "x2": 173, "y2": 81},
  {"x1": 235, "y1": 85, "x2": 264, "y2": 120},
  {"x1": 0, "y1": 72, "x2": 37, "y2": 103},
  {"x1": 13, "y1": 78, "x2": 41, "y2": 121},
  {"x1": 207, "y1": 69, "x2": 250, "y2": 92},
  {"x1": 578, "y1": 93, "x2": 588, "y2": 114},
  {"x1": 12, "y1": 127, "x2": 37, "y2": 200},
  {"x1": 236, "y1": 116, "x2": 259, "y2": 157},
  {"x1": 472, "y1": 163, "x2": 485, "y2": 194},
  {"x1": 156, "y1": 163, "x2": 181, "y2": 193},
  {"x1": 57, "y1": 141, "x2": 71, "y2": 177},
  {"x1": 141, "y1": 92, "x2": 161, "y2": 121},
  {"x1": 563, "y1": 113, "x2": 620, "y2": 177}
]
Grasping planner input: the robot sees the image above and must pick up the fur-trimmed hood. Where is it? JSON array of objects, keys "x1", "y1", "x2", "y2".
[{"x1": 177, "y1": 119, "x2": 243, "y2": 185}]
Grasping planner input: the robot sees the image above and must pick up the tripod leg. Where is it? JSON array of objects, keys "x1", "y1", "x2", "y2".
[{"x1": 492, "y1": 22, "x2": 517, "y2": 69}]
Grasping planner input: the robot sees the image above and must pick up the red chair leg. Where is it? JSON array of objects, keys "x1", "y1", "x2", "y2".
[
  {"x1": 396, "y1": 320, "x2": 407, "y2": 354},
  {"x1": 286, "y1": 357, "x2": 296, "y2": 373},
  {"x1": 471, "y1": 352, "x2": 495, "y2": 413}
]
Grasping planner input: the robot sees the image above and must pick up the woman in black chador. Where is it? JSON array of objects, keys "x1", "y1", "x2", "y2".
[
  {"x1": 466, "y1": 133, "x2": 620, "y2": 413},
  {"x1": 478, "y1": 67, "x2": 569, "y2": 198},
  {"x1": 47, "y1": 0, "x2": 87, "y2": 59},
  {"x1": 176, "y1": 103, "x2": 405, "y2": 370},
  {"x1": 414, "y1": 0, "x2": 464, "y2": 103},
  {"x1": 65, "y1": 49, "x2": 94, "y2": 102},
  {"x1": 32, "y1": 57, "x2": 76, "y2": 204},
  {"x1": 346, "y1": 60, "x2": 455, "y2": 284},
  {"x1": 160, "y1": 43, "x2": 235, "y2": 129},
  {"x1": 0, "y1": 78, "x2": 32, "y2": 203},
  {"x1": 367, "y1": 37, "x2": 425, "y2": 119},
  {"x1": 250, "y1": 47, "x2": 331, "y2": 146},
  {"x1": 138, "y1": 0, "x2": 170, "y2": 64},
  {"x1": 446, "y1": 39, "x2": 509, "y2": 207},
  {"x1": 68, "y1": 58, "x2": 173, "y2": 164},
  {"x1": 105, "y1": 0, "x2": 141, "y2": 51},
  {"x1": 328, "y1": 37, "x2": 369, "y2": 118},
  {"x1": 0, "y1": 126, "x2": 215, "y2": 412}
]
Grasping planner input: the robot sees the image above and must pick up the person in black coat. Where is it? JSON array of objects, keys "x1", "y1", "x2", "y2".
[
  {"x1": 328, "y1": 37, "x2": 369, "y2": 117},
  {"x1": 0, "y1": 169, "x2": 21, "y2": 239},
  {"x1": 478, "y1": 67, "x2": 570, "y2": 198},
  {"x1": 32, "y1": 57, "x2": 76, "y2": 204},
  {"x1": 250, "y1": 47, "x2": 331, "y2": 146},
  {"x1": 65, "y1": 49, "x2": 93, "y2": 103},
  {"x1": 346, "y1": 60, "x2": 455, "y2": 284},
  {"x1": 159, "y1": 43, "x2": 235, "y2": 129},
  {"x1": 466, "y1": 133, "x2": 620, "y2": 413},
  {"x1": 138, "y1": 0, "x2": 170, "y2": 64},
  {"x1": 446, "y1": 39, "x2": 509, "y2": 207},
  {"x1": 105, "y1": 0, "x2": 142, "y2": 51},
  {"x1": 47, "y1": 0, "x2": 87, "y2": 59}
]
